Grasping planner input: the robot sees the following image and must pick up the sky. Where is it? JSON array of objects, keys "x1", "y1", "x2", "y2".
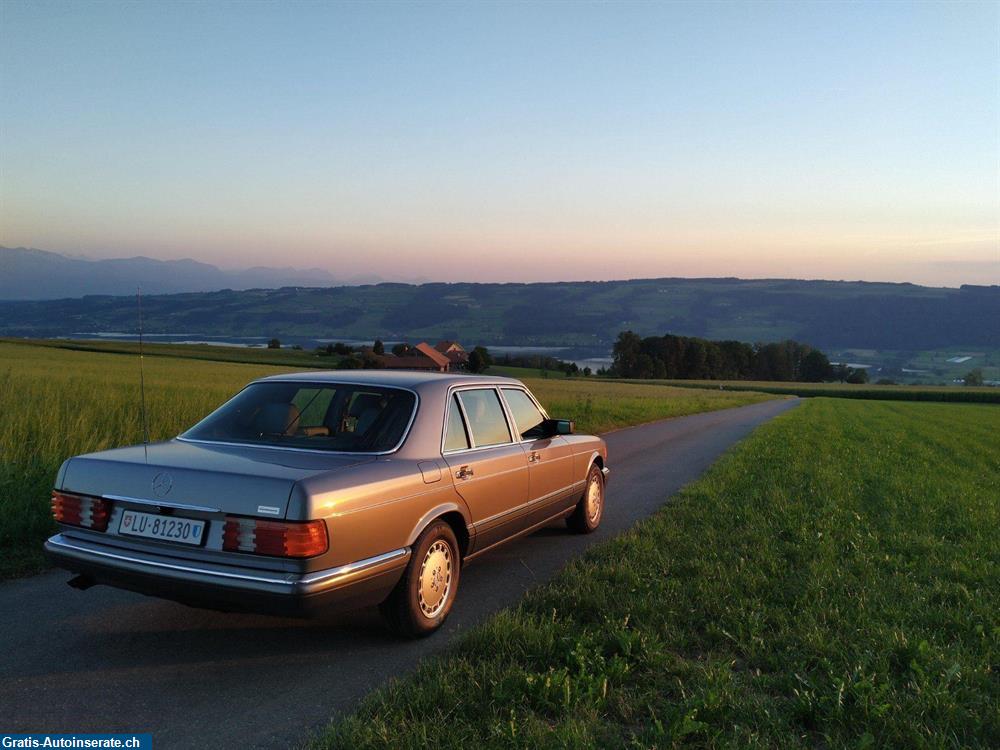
[{"x1": 1, "y1": 0, "x2": 997, "y2": 287}]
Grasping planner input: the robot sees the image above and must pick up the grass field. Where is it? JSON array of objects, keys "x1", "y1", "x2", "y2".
[
  {"x1": 318, "y1": 398, "x2": 999, "y2": 749},
  {"x1": 644, "y1": 379, "x2": 1000, "y2": 403},
  {"x1": 0, "y1": 340, "x2": 776, "y2": 578},
  {"x1": 0, "y1": 336, "x2": 345, "y2": 368}
]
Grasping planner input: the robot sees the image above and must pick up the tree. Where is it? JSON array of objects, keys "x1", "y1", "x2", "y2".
[
  {"x1": 611, "y1": 331, "x2": 643, "y2": 377},
  {"x1": 800, "y1": 349, "x2": 833, "y2": 382},
  {"x1": 267, "y1": 338, "x2": 281, "y2": 349},
  {"x1": 964, "y1": 368, "x2": 984, "y2": 387},
  {"x1": 583, "y1": 366, "x2": 592, "y2": 377},
  {"x1": 373, "y1": 339, "x2": 385, "y2": 356},
  {"x1": 682, "y1": 340, "x2": 708, "y2": 379},
  {"x1": 832, "y1": 364, "x2": 850, "y2": 383},
  {"x1": 359, "y1": 351, "x2": 382, "y2": 369},
  {"x1": 846, "y1": 367, "x2": 869, "y2": 384},
  {"x1": 336, "y1": 356, "x2": 361, "y2": 370},
  {"x1": 468, "y1": 346, "x2": 493, "y2": 373},
  {"x1": 392, "y1": 342, "x2": 410, "y2": 357}
]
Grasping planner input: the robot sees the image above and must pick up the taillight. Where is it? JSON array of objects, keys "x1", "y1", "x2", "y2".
[
  {"x1": 222, "y1": 517, "x2": 328, "y2": 558},
  {"x1": 51, "y1": 491, "x2": 111, "y2": 532}
]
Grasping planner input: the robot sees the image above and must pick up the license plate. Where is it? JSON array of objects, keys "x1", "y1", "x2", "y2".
[{"x1": 119, "y1": 509, "x2": 206, "y2": 546}]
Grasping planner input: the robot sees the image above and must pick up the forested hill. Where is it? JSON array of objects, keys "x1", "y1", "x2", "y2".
[{"x1": 1, "y1": 278, "x2": 996, "y2": 350}]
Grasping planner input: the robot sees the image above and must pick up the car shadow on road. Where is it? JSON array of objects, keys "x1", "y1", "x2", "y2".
[{"x1": 19, "y1": 520, "x2": 580, "y2": 678}]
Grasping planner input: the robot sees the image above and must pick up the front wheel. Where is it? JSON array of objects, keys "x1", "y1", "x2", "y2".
[
  {"x1": 379, "y1": 520, "x2": 460, "y2": 637},
  {"x1": 567, "y1": 463, "x2": 604, "y2": 534}
]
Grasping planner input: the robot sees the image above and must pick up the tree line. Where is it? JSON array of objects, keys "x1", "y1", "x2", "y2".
[{"x1": 609, "y1": 331, "x2": 863, "y2": 383}]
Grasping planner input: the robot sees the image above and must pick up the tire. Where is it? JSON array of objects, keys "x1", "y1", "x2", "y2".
[
  {"x1": 567, "y1": 463, "x2": 605, "y2": 534},
  {"x1": 379, "y1": 520, "x2": 460, "y2": 637}
]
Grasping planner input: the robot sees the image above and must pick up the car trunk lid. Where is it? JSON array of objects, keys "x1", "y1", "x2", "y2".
[{"x1": 60, "y1": 438, "x2": 373, "y2": 519}]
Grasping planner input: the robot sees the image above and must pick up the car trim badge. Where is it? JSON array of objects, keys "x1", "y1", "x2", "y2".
[{"x1": 151, "y1": 472, "x2": 173, "y2": 497}]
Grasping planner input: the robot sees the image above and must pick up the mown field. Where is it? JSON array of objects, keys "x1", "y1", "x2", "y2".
[
  {"x1": 0, "y1": 340, "x2": 777, "y2": 578},
  {"x1": 318, "y1": 398, "x2": 999, "y2": 749}
]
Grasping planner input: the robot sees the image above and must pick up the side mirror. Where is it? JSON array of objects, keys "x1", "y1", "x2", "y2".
[{"x1": 546, "y1": 418, "x2": 575, "y2": 435}]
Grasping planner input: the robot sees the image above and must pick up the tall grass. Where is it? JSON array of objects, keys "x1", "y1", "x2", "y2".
[
  {"x1": 0, "y1": 342, "x2": 282, "y2": 577},
  {"x1": 0, "y1": 341, "x2": 776, "y2": 578}
]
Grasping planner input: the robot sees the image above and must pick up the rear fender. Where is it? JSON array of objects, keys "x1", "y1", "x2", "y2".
[{"x1": 406, "y1": 500, "x2": 473, "y2": 550}]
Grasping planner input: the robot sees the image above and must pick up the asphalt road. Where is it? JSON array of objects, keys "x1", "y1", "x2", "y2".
[{"x1": 0, "y1": 398, "x2": 797, "y2": 748}]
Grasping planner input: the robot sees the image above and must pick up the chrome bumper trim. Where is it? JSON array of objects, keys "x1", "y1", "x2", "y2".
[
  {"x1": 46, "y1": 535, "x2": 408, "y2": 590},
  {"x1": 300, "y1": 548, "x2": 409, "y2": 584}
]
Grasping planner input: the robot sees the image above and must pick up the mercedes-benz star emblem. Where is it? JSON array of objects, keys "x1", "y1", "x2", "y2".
[{"x1": 151, "y1": 471, "x2": 173, "y2": 497}]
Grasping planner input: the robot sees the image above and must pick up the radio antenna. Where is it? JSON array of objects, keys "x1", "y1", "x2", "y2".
[{"x1": 137, "y1": 287, "x2": 150, "y2": 463}]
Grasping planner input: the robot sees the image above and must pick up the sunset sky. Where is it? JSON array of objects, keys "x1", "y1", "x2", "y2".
[{"x1": 1, "y1": 1, "x2": 997, "y2": 287}]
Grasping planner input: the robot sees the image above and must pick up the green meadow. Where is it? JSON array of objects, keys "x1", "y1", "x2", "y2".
[
  {"x1": 318, "y1": 398, "x2": 1000, "y2": 748},
  {"x1": 0, "y1": 340, "x2": 775, "y2": 578}
]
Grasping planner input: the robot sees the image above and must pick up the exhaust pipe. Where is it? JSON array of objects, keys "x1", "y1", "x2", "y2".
[{"x1": 67, "y1": 574, "x2": 95, "y2": 591}]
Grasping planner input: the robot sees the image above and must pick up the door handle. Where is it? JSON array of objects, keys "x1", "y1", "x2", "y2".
[
  {"x1": 528, "y1": 451, "x2": 540, "y2": 463},
  {"x1": 455, "y1": 465, "x2": 474, "y2": 480}
]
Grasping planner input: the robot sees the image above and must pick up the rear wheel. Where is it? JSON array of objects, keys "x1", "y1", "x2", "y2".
[
  {"x1": 380, "y1": 520, "x2": 460, "y2": 637},
  {"x1": 567, "y1": 463, "x2": 604, "y2": 534}
]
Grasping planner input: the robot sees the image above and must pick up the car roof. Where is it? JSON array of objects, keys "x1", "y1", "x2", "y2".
[{"x1": 253, "y1": 369, "x2": 524, "y2": 391}]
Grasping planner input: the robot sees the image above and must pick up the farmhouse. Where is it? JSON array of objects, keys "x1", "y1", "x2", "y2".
[
  {"x1": 380, "y1": 342, "x2": 452, "y2": 372},
  {"x1": 434, "y1": 340, "x2": 469, "y2": 367}
]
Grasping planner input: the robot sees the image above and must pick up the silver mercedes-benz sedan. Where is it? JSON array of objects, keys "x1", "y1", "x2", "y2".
[{"x1": 46, "y1": 371, "x2": 609, "y2": 636}]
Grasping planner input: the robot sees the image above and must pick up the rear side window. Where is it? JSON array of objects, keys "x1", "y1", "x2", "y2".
[
  {"x1": 502, "y1": 388, "x2": 547, "y2": 439},
  {"x1": 443, "y1": 394, "x2": 470, "y2": 452},
  {"x1": 457, "y1": 389, "x2": 511, "y2": 447}
]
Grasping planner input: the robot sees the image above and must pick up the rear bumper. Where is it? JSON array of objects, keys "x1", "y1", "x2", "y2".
[{"x1": 45, "y1": 533, "x2": 409, "y2": 617}]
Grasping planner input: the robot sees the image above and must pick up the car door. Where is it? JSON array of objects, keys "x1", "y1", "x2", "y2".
[
  {"x1": 442, "y1": 387, "x2": 529, "y2": 552},
  {"x1": 501, "y1": 387, "x2": 577, "y2": 525}
]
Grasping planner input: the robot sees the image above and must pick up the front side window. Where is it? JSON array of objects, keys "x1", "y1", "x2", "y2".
[
  {"x1": 182, "y1": 382, "x2": 415, "y2": 452},
  {"x1": 502, "y1": 388, "x2": 547, "y2": 439},
  {"x1": 456, "y1": 389, "x2": 511, "y2": 447}
]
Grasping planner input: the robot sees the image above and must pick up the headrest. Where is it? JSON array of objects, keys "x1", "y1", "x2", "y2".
[
  {"x1": 348, "y1": 393, "x2": 385, "y2": 417},
  {"x1": 255, "y1": 402, "x2": 301, "y2": 436}
]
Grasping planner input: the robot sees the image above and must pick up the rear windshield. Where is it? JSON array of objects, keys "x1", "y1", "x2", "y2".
[{"x1": 181, "y1": 382, "x2": 416, "y2": 453}]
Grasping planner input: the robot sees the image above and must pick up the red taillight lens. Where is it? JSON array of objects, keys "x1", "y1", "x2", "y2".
[
  {"x1": 222, "y1": 517, "x2": 328, "y2": 558},
  {"x1": 51, "y1": 491, "x2": 110, "y2": 532}
]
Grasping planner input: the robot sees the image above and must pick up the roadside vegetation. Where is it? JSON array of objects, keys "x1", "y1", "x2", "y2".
[
  {"x1": 0, "y1": 340, "x2": 776, "y2": 578},
  {"x1": 318, "y1": 398, "x2": 999, "y2": 749}
]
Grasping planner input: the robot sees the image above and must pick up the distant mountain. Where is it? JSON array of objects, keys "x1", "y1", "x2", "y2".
[
  {"x1": 0, "y1": 275, "x2": 996, "y2": 351},
  {"x1": 0, "y1": 246, "x2": 343, "y2": 299}
]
